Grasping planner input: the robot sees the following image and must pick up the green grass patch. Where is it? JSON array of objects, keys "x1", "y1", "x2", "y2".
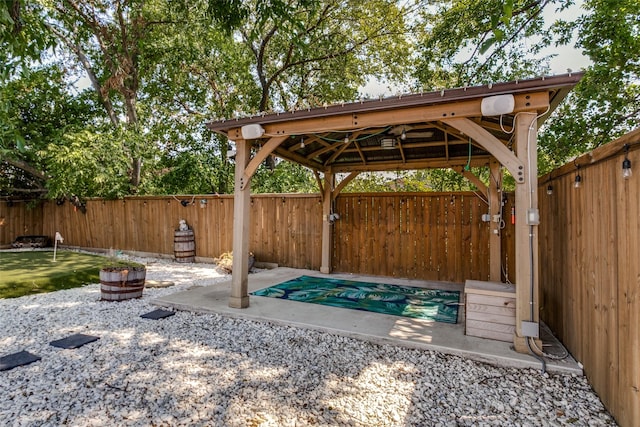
[{"x1": 0, "y1": 250, "x2": 144, "y2": 299}]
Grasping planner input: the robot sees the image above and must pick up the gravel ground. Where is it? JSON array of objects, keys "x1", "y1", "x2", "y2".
[{"x1": 0, "y1": 254, "x2": 616, "y2": 426}]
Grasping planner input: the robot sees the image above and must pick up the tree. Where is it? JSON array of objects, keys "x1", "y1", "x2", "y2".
[
  {"x1": 0, "y1": 66, "x2": 102, "y2": 197},
  {"x1": 413, "y1": 0, "x2": 572, "y2": 89},
  {"x1": 239, "y1": 0, "x2": 413, "y2": 112},
  {"x1": 252, "y1": 160, "x2": 317, "y2": 194},
  {"x1": 145, "y1": 0, "x2": 416, "y2": 193},
  {"x1": 539, "y1": 0, "x2": 640, "y2": 168}
]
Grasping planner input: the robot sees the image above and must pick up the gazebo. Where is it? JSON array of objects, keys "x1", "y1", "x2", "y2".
[{"x1": 206, "y1": 72, "x2": 583, "y2": 353}]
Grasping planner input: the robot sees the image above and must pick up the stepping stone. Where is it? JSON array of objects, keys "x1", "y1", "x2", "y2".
[
  {"x1": 145, "y1": 280, "x2": 175, "y2": 288},
  {"x1": 50, "y1": 333, "x2": 100, "y2": 349},
  {"x1": 0, "y1": 350, "x2": 41, "y2": 371},
  {"x1": 140, "y1": 308, "x2": 176, "y2": 320}
]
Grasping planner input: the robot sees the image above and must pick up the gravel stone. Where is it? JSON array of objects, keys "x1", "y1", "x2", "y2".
[{"x1": 0, "y1": 254, "x2": 617, "y2": 426}]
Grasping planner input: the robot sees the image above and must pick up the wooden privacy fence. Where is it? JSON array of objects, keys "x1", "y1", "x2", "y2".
[
  {"x1": 538, "y1": 129, "x2": 640, "y2": 427},
  {"x1": 333, "y1": 192, "x2": 515, "y2": 283},
  {"x1": 0, "y1": 192, "x2": 514, "y2": 282},
  {"x1": 0, "y1": 194, "x2": 323, "y2": 270}
]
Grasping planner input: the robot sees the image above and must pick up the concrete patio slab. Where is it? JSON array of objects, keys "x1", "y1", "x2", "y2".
[{"x1": 152, "y1": 267, "x2": 581, "y2": 375}]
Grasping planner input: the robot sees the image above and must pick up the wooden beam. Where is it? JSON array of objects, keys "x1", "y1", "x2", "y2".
[
  {"x1": 331, "y1": 156, "x2": 491, "y2": 173},
  {"x1": 397, "y1": 139, "x2": 407, "y2": 163},
  {"x1": 353, "y1": 140, "x2": 368, "y2": 165},
  {"x1": 313, "y1": 170, "x2": 324, "y2": 202},
  {"x1": 488, "y1": 159, "x2": 503, "y2": 282},
  {"x1": 445, "y1": 131, "x2": 450, "y2": 161},
  {"x1": 307, "y1": 140, "x2": 343, "y2": 159},
  {"x1": 320, "y1": 172, "x2": 334, "y2": 273},
  {"x1": 437, "y1": 121, "x2": 510, "y2": 147},
  {"x1": 226, "y1": 92, "x2": 550, "y2": 138},
  {"x1": 324, "y1": 132, "x2": 360, "y2": 166},
  {"x1": 338, "y1": 139, "x2": 470, "y2": 153},
  {"x1": 288, "y1": 134, "x2": 323, "y2": 152},
  {"x1": 512, "y1": 112, "x2": 540, "y2": 353},
  {"x1": 241, "y1": 135, "x2": 288, "y2": 190},
  {"x1": 457, "y1": 167, "x2": 488, "y2": 198},
  {"x1": 230, "y1": 138, "x2": 251, "y2": 308},
  {"x1": 272, "y1": 147, "x2": 327, "y2": 172},
  {"x1": 334, "y1": 171, "x2": 360, "y2": 196},
  {"x1": 441, "y1": 117, "x2": 525, "y2": 183}
]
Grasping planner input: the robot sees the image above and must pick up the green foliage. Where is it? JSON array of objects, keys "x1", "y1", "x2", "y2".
[
  {"x1": 413, "y1": 0, "x2": 569, "y2": 88},
  {"x1": 539, "y1": 0, "x2": 640, "y2": 169},
  {"x1": 240, "y1": 0, "x2": 413, "y2": 111},
  {"x1": 0, "y1": 1, "x2": 53, "y2": 80},
  {"x1": 0, "y1": 66, "x2": 98, "y2": 196},
  {"x1": 44, "y1": 129, "x2": 132, "y2": 199},
  {"x1": 252, "y1": 160, "x2": 317, "y2": 194},
  {"x1": 149, "y1": 132, "x2": 234, "y2": 195},
  {"x1": 1, "y1": 0, "x2": 639, "y2": 198}
]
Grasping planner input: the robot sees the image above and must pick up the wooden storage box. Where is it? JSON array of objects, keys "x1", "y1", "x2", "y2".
[{"x1": 464, "y1": 280, "x2": 516, "y2": 342}]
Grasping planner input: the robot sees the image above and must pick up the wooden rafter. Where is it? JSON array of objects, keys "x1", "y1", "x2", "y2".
[
  {"x1": 353, "y1": 139, "x2": 368, "y2": 165},
  {"x1": 288, "y1": 134, "x2": 323, "y2": 152},
  {"x1": 273, "y1": 146, "x2": 326, "y2": 172},
  {"x1": 324, "y1": 130, "x2": 365, "y2": 166},
  {"x1": 397, "y1": 139, "x2": 407, "y2": 163},
  {"x1": 307, "y1": 140, "x2": 343, "y2": 159}
]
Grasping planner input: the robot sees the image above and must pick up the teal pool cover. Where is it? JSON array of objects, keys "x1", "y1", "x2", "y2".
[{"x1": 251, "y1": 275, "x2": 460, "y2": 324}]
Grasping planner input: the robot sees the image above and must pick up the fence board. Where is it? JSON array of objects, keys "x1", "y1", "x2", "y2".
[
  {"x1": 539, "y1": 136, "x2": 639, "y2": 427},
  {"x1": 331, "y1": 192, "x2": 499, "y2": 283}
]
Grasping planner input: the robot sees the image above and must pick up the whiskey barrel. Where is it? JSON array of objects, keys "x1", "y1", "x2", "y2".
[
  {"x1": 174, "y1": 230, "x2": 195, "y2": 263},
  {"x1": 100, "y1": 267, "x2": 146, "y2": 301}
]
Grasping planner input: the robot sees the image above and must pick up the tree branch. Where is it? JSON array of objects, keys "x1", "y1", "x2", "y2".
[
  {"x1": 469, "y1": 0, "x2": 552, "y2": 81},
  {"x1": 1, "y1": 158, "x2": 47, "y2": 181},
  {"x1": 45, "y1": 22, "x2": 120, "y2": 127}
]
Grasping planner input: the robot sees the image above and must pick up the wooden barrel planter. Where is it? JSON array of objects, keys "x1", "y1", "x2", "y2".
[
  {"x1": 174, "y1": 230, "x2": 195, "y2": 263},
  {"x1": 100, "y1": 267, "x2": 146, "y2": 301}
]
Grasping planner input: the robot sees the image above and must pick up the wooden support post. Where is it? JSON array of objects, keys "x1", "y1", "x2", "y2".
[
  {"x1": 513, "y1": 113, "x2": 540, "y2": 352},
  {"x1": 230, "y1": 138, "x2": 251, "y2": 308},
  {"x1": 489, "y1": 159, "x2": 502, "y2": 282},
  {"x1": 320, "y1": 172, "x2": 334, "y2": 274}
]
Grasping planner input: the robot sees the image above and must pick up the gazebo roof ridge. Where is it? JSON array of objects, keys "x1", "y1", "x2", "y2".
[{"x1": 207, "y1": 72, "x2": 584, "y2": 132}]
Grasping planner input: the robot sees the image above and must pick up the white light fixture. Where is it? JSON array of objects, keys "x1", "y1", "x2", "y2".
[
  {"x1": 623, "y1": 144, "x2": 632, "y2": 179},
  {"x1": 344, "y1": 134, "x2": 350, "y2": 144},
  {"x1": 300, "y1": 137, "x2": 305, "y2": 149},
  {"x1": 574, "y1": 173, "x2": 582, "y2": 188},
  {"x1": 241, "y1": 124, "x2": 265, "y2": 139},
  {"x1": 400, "y1": 127, "x2": 407, "y2": 140},
  {"x1": 481, "y1": 94, "x2": 515, "y2": 116},
  {"x1": 546, "y1": 184, "x2": 553, "y2": 195},
  {"x1": 380, "y1": 138, "x2": 396, "y2": 149}
]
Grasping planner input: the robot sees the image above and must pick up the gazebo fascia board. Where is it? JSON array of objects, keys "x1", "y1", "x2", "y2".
[
  {"x1": 207, "y1": 74, "x2": 580, "y2": 132},
  {"x1": 207, "y1": 72, "x2": 584, "y2": 352}
]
